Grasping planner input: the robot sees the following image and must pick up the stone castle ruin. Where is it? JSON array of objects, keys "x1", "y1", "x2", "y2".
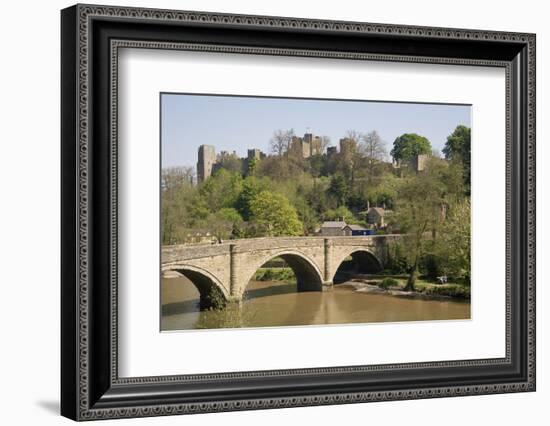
[
  {"x1": 196, "y1": 132, "x2": 430, "y2": 183},
  {"x1": 289, "y1": 133, "x2": 322, "y2": 158},
  {"x1": 196, "y1": 145, "x2": 267, "y2": 183},
  {"x1": 196, "y1": 132, "x2": 323, "y2": 183},
  {"x1": 196, "y1": 144, "x2": 216, "y2": 183}
]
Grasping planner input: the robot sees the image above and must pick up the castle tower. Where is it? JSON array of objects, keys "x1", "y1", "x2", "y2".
[
  {"x1": 197, "y1": 144, "x2": 216, "y2": 183},
  {"x1": 247, "y1": 148, "x2": 263, "y2": 161},
  {"x1": 413, "y1": 154, "x2": 429, "y2": 172},
  {"x1": 339, "y1": 137, "x2": 357, "y2": 156},
  {"x1": 302, "y1": 133, "x2": 313, "y2": 158},
  {"x1": 310, "y1": 136, "x2": 322, "y2": 156}
]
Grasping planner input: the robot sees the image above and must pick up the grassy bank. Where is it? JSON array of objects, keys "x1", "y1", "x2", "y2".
[
  {"x1": 253, "y1": 268, "x2": 470, "y2": 299},
  {"x1": 254, "y1": 267, "x2": 295, "y2": 282},
  {"x1": 377, "y1": 276, "x2": 470, "y2": 299}
]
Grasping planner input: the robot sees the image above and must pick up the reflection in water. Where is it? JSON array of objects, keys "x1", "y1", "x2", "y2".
[{"x1": 161, "y1": 275, "x2": 471, "y2": 331}]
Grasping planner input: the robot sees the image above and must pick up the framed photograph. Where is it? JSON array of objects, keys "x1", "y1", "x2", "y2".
[{"x1": 61, "y1": 4, "x2": 536, "y2": 421}]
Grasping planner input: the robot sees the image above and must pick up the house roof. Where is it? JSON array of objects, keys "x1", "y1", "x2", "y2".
[
  {"x1": 365, "y1": 207, "x2": 393, "y2": 215},
  {"x1": 344, "y1": 224, "x2": 367, "y2": 231},
  {"x1": 368, "y1": 207, "x2": 385, "y2": 215},
  {"x1": 321, "y1": 221, "x2": 346, "y2": 228}
]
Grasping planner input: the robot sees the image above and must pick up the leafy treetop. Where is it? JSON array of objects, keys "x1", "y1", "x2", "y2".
[{"x1": 390, "y1": 133, "x2": 432, "y2": 162}]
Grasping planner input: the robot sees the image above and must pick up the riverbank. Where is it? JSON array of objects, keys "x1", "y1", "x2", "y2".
[
  {"x1": 255, "y1": 268, "x2": 470, "y2": 301},
  {"x1": 340, "y1": 276, "x2": 470, "y2": 301}
]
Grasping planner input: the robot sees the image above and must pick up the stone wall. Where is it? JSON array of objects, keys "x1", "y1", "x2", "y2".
[{"x1": 161, "y1": 235, "x2": 398, "y2": 302}]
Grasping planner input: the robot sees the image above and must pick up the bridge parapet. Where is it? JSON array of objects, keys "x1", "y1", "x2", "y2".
[
  {"x1": 162, "y1": 235, "x2": 399, "y2": 255},
  {"x1": 229, "y1": 236, "x2": 324, "y2": 253},
  {"x1": 327, "y1": 235, "x2": 399, "y2": 245},
  {"x1": 162, "y1": 243, "x2": 230, "y2": 265}
]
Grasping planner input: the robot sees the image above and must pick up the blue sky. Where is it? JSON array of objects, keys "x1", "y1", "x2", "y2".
[{"x1": 161, "y1": 93, "x2": 471, "y2": 169}]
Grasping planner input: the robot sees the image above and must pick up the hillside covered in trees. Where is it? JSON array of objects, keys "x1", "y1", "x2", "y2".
[{"x1": 162, "y1": 125, "x2": 471, "y2": 288}]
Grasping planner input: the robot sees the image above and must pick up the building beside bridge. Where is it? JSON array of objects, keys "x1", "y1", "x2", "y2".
[
  {"x1": 343, "y1": 224, "x2": 371, "y2": 236},
  {"x1": 319, "y1": 221, "x2": 347, "y2": 236},
  {"x1": 365, "y1": 206, "x2": 392, "y2": 228}
]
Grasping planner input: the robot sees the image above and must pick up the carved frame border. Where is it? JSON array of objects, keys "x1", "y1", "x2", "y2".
[{"x1": 61, "y1": 3, "x2": 536, "y2": 421}]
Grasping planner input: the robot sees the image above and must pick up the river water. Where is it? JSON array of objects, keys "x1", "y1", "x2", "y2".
[{"x1": 161, "y1": 275, "x2": 470, "y2": 331}]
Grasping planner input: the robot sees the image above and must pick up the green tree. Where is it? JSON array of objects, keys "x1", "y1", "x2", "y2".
[
  {"x1": 339, "y1": 130, "x2": 360, "y2": 188},
  {"x1": 217, "y1": 207, "x2": 243, "y2": 224},
  {"x1": 207, "y1": 208, "x2": 244, "y2": 243},
  {"x1": 258, "y1": 154, "x2": 305, "y2": 181},
  {"x1": 249, "y1": 190, "x2": 303, "y2": 236},
  {"x1": 199, "y1": 169, "x2": 243, "y2": 212},
  {"x1": 161, "y1": 166, "x2": 199, "y2": 244},
  {"x1": 216, "y1": 151, "x2": 243, "y2": 175},
  {"x1": 323, "y1": 205, "x2": 355, "y2": 223},
  {"x1": 292, "y1": 197, "x2": 319, "y2": 235},
  {"x1": 390, "y1": 133, "x2": 432, "y2": 162},
  {"x1": 208, "y1": 212, "x2": 233, "y2": 244},
  {"x1": 246, "y1": 157, "x2": 258, "y2": 176},
  {"x1": 364, "y1": 173, "x2": 401, "y2": 209},
  {"x1": 307, "y1": 154, "x2": 326, "y2": 178},
  {"x1": 443, "y1": 125, "x2": 470, "y2": 161},
  {"x1": 306, "y1": 177, "x2": 332, "y2": 215},
  {"x1": 392, "y1": 158, "x2": 447, "y2": 290},
  {"x1": 327, "y1": 173, "x2": 349, "y2": 207},
  {"x1": 436, "y1": 198, "x2": 471, "y2": 282},
  {"x1": 235, "y1": 176, "x2": 270, "y2": 220},
  {"x1": 443, "y1": 125, "x2": 471, "y2": 194},
  {"x1": 186, "y1": 195, "x2": 210, "y2": 223}
]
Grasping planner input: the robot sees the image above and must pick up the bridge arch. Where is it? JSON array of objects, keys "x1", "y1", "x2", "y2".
[
  {"x1": 164, "y1": 264, "x2": 229, "y2": 310},
  {"x1": 242, "y1": 250, "x2": 324, "y2": 295},
  {"x1": 331, "y1": 248, "x2": 383, "y2": 283}
]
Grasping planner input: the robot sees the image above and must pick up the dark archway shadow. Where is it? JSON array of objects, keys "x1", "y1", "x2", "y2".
[
  {"x1": 245, "y1": 253, "x2": 324, "y2": 299},
  {"x1": 280, "y1": 253, "x2": 323, "y2": 292},
  {"x1": 174, "y1": 269, "x2": 228, "y2": 310},
  {"x1": 334, "y1": 250, "x2": 383, "y2": 284}
]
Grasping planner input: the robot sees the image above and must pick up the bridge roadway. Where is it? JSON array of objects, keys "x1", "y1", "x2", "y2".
[{"x1": 161, "y1": 235, "x2": 400, "y2": 307}]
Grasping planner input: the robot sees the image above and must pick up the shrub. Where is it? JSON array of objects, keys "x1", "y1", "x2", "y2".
[
  {"x1": 379, "y1": 277, "x2": 399, "y2": 289},
  {"x1": 201, "y1": 286, "x2": 227, "y2": 310},
  {"x1": 421, "y1": 254, "x2": 445, "y2": 280},
  {"x1": 424, "y1": 284, "x2": 470, "y2": 299},
  {"x1": 255, "y1": 268, "x2": 295, "y2": 282},
  {"x1": 385, "y1": 243, "x2": 408, "y2": 274}
]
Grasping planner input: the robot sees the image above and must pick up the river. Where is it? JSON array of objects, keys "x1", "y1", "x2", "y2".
[{"x1": 161, "y1": 275, "x2": 470, "y2": 331}]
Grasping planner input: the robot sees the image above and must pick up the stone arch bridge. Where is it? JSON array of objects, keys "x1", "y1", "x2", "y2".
[{"x1": 162, "y1": 235, "x2": 400, "y2": 307}]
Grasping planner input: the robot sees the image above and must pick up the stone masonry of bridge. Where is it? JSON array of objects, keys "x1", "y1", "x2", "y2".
[{"x1": 161, "y1": 235, "x2": 400, "y2": 305}]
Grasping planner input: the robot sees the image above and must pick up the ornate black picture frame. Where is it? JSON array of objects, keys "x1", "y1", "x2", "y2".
[{"x1": 61, "y1": 4, "x2": 536, "y2": 421}]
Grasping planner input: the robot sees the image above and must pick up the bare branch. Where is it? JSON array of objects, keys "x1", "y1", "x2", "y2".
[{"x1": 269, "y1": 128, "x2": 295, "y2": 156}]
